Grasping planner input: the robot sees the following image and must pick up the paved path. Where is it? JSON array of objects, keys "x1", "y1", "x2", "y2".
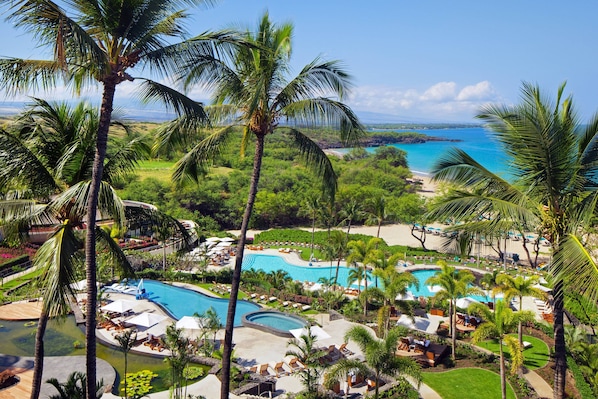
[{"x1": 522, "y1": 368, "x2": 553, "y2": 399}]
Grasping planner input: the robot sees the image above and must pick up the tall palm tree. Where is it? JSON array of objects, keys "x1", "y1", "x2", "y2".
[
  {"x1": 425, "y1": 261, "x2": 481, "y2": 361},
  {"x1": 346, "y1": 238, "x2": 383, "y2": 316},
  {"x1": 298, "y1": 194, "x2": 321, "y2": 261},
  {"x1": 326, "y1": 230, "x2": 349, "y2": 287},
  {"x1": 496, "y1": 274, "x2": 546, "y2": 346},
  {"x1": 338, "y1": 199, "x2": 364, "y2": 234},
  {"x1": 343, "y1": 325, "x2": 422, "y2": 399},
  {"x1": 428, "y1": 82, "x2": 598, "y2": 398},
  {"x1": 114, "y1": 329, "x2": 137, "y2": 399},
  {"x1": 480, "y1": 269, "x2": 501, "y2": 307},
  {"x1": 0, "y1": 2, "x2": 231, "y2": 396},
  {"x1": 161, "y1": 14, "x2": 364, "y2": 398},
  {"x1": 365, "y1": 195, "x2": 393, "y2": 239},
  {"x1": 469, "y1": 300, "x2": 534, "y2": 399}
]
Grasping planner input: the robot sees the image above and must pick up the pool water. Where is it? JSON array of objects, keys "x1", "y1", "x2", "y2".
[
  {"x1": 245, "y1": 312, "x2": 307, "y2": 331},
  {"x1": 244, "y1": 254, "x2": 494, "y2": 301},
  {"x1": 132, "y1": 280, "x2": 260, "y2": 327},
  {"x1": 243, "y1": 254, "x2": 374, "y2": 288}
]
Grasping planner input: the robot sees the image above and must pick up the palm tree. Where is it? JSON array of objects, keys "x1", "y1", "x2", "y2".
[
  {"x1": 425, "y1": 261, "x2": 481, "y2": 361},
  {"x1": 496, "y1": 274, "x2": 546, "y2": 346},
  {"x1": 343, "y1": 326, "x2": 422, "y2": 399},
  {"x1": 298, "y1": 194, "x2": 321, "y2": 261},
  {"x1": 30, "y1": 224, "x2": 82, "y2": 399},
  {"x1": 346, "y1": 238, "x2": 383, "y2": 316},
  {"x1": 364, "y1": 195, "x2": 393, "y2": 239},
  {"x1": 469, "y1": 300, "x2": 534, "y2": 399},
  {"x1": 480, "y1": 269, "x2": 501, "y2": 307},
  {"x1": 429, "y1": 83, "x2": 598, "y2": 398},
  {"x1": 163, "y1": 324, "x2": 192, "y2": 399},
  {"x1": 326, "y1": 230, "x2": 349, "y2": 287},
  {"x1": 46, "y1": 372, "x2": 103, "y2": 399},
  {"x1": 115, "y1": 329, "x2": 137, "y2": 399},
  {"x1": 161, "y1": 14, "x2": 364, "y2": 398},
  {"x1": 0, "y1": 2, "x2": 232, "y2": 395},
  {"x1": 338, "y1": 199, "x2": 364, "y2": 234},
  {"x1": 285, "y1": 329, "x2": 328, "y2": 396}
]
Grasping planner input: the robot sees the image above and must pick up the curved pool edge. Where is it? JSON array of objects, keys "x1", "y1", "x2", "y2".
[{"x1": 241, "y1": 309, "x2": 307, "y2": 338}]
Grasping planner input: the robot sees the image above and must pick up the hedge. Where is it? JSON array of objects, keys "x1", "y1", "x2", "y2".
[{"x1": 567, "y1": 356, "x2": 595, "y2": 399}]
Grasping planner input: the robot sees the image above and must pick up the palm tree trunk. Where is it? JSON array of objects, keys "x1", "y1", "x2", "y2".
[
  {"x1": 334, "y1": 258, "x2": 341, "y2": 287},
  {"x1": 86, "y1": 81, "x2": 116, "y2": 399},
  {"x1": 499, "y1": 342, "x2": 506, "y2": 399},
  {"x1": 552, "y1": 279, "x2": 566, "y2": 399},
  {"x1": 518, "y1": 295, "x2": 523, "y2": 346},
  {"x1": 30, "y1": 311, "x2": 49, "y2": 399},
  {"x1": 221, "y1": 134, "x2": 265, "y2": 399},
  {"x1": 363, "y1": 267, "x2": 368, "y2": 317},
  {"x1": 310, "y1": 214, "x2": 315, "y2": 260},
  {"x1": 374, "y1": 370, "x2": 380, "y2": 399}
]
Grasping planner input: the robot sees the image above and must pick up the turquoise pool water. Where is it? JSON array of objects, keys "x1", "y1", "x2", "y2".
[
  {"x1": 245, "y1": 311, "x2": 307, "y2": 331},
  {"x1": 131, "y1": 280, "x2": 260, "y2": 326},
  {"x1": 243, "y1": 254, "x2": 494, "y2": 301},
  {"x1": 243, "y1": 254, "x2": 374, "y2": 288}
]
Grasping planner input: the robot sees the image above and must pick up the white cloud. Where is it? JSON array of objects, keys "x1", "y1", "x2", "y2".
[{"x1": 347, "y1": 80, "x2": 503, "y2": 122}]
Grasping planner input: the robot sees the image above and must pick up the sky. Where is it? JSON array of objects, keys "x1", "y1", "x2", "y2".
[{"x1": 0, "y1": 1, "x2": 597, "y2": 123}]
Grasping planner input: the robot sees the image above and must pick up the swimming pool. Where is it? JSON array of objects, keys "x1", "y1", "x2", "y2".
[
  {"x1": 130, "y1": 280, "x2": 260, "y2": 327},
  {"x1": 242, "y1": 310, "x2": 308, "y2": 337},
  {"x1": 243, "y1": 254, "x2": 493, "y2": 301},
  {"x1": 243, "y1": 254, "x2": 374, "y2": 288}
]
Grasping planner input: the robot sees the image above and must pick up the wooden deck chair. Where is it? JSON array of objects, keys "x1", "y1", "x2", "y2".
[
  {"x1": 274, "y1": 362, "x2": 287, "y2": 377},
  {"x1": 288, "y1": 357, "x2": 304, "y2": 371},
  {"x1": 339, "y1": 342, "x2": 354, "y2": 356},
  {"x1": 259, "y1": 363, "x2": 270, "y2": 376}
]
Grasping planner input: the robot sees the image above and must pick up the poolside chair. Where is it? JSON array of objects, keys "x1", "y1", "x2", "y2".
[
  {"x1": 259, "y1": 364, "x2": 270, "y2": 376},
  {"x1": 274, "y1": 362, "x2": 288, "y2": 377},
  {"x1": 288, "y1": 357, "x2": 305, "y2": 371}
]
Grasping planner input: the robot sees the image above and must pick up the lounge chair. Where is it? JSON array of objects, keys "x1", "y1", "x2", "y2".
[
  {"x1": 288, "y1": 357, "x2": 304, "y2": 371},
  {"x1": 259, "y1": 363, "x2": 270, "y2": 376},
  {"x1": 274, "y1": 362, "x2": 288, "y2": 377}
]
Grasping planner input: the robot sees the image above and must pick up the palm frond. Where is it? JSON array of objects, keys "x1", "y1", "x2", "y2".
[
  {"x1": 103, "y1": 137, "x2": 151, "y2": 184},
  {"x1": 553, "y1": 234, "x2": 598, "y2": 303},
  {"x1": 0, "y1": 58, "x2": 64, "y2": 95},
  {"x1": 95, "y1": 227, "x2": 135, "y2": 279},
  {"x1": 136, "y1": 78, "x2": 209, "y2": 122},
  {"x1": 282, "y1": 98, "x2": 365, "y2": 146},
  {"x1": 172, "y1": 126, "x2": 237, "y2": 184},
  {"x1": 34, "y1": 223, "x2": 81, "y2": 317},
  {"x1": 287, "y1": 128, "x2": 337, "y2": 198}
]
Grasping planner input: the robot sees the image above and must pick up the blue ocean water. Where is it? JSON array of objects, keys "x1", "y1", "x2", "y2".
[{"x1": 346, "y1": 127, "x2": 508, "y2": 177}]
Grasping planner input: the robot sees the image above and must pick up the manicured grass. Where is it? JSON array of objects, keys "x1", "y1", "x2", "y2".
[
  {"x1": 422, "y1": 368, "x2": 516, "y2": 399},
  {"x1": 475, "y1": 334, "x2": 550, "y2": 370},
  {"x1": 135, "y1": 160, "x2": 176, "y2": 183}
]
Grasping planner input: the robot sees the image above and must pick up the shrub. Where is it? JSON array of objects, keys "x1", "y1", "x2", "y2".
[
  {"x1": 123, "y1": 370, "x2": 157, "y2": 399},
  {"x1": 183, "y1": 366, "x2": 204, "y2": 380},
  {"x1": 568, "y1": 356, "x2": 595, "y2": 399}
]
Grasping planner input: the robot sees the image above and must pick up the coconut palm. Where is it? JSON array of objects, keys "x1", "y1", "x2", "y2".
[
  {"x1": 469, "y1": 299, "x2": 535, "y2": 399},
  {"x1": 364, "y1": 195, "x2": 394, "y2": 239},
  {"x1": 326, "y1": 230, "x2": 349, "y2": 287},
  {"x1": 425, "y1": 261, "x2": 481, "y2": 361},
  {"x1": 480, "y1": 269, "x2": 501, "y2": 307},
  {"x1": 343, "y1": 326, "x2": 422, "y2": 399},
  {"x1": 114, "y1": 329, "x2": 137, "y2": 399},
  {"x1": 496, "y1": 274, "x2": 546, "y2": 346},
  {"x1": 429, "y1": 82, "x2": 598, "y2": 398},
  {"x1": 285, "y1": 329, "x2": 328, "y2": 396},
  {"x1": 159, "y1": 13, "x2": 364, "y2": 397},
  {"x1": 46, "y1": 371, "x2": 103, "y2": 399},
  {"x1": 0, "y1": 2, "x2": 235, "y2": 395},
  {"x1": 298, "y1": 193, "x2": 321, "y2": 261},
  {"x1": 338, "y1": 199, "x2": 365, "y2": 234},
  {"x1": 346, "y1": 238, "x2": 382, "y2": 317}
]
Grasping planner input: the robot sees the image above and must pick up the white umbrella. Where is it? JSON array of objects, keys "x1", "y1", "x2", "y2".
[
  {"x1": 396, "y1": 314, "x2": 430, "y2": 332},
  {"x1": 176, "y1": 315, "x2": 204, "y2": 330},
  {"x1": 69, "y1": 279, "x2": 87, "y2": 291},
  {"x1": 220, "y1": 237, "x2": 235, "y2": 242},
  {"x1": 127, "y1": 312, "x2": 167, "y2": 328},
  {"x1": 532, "y1": 283, "x2": 552, "y2": 293},
  {"x1": 395, "y1": 291, "x2": 415, "y2": 301},
  {"x1": 289, "y1": 326, "x2": 331, "y2": 341},
  {"x1": 205, "y1": 237, "x2": 221, "y2": 243},
  {"x1": 456, "y1": 297, "x2": 480, "y2": 309},
  {"x1": 143, "y1": 323, "x2": 167, "y2": 337},
  {"x1": 101, "y1": 299, "x2": 137, "y2": 314}
]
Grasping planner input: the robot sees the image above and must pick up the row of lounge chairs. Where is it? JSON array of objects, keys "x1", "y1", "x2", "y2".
[{"x1": 397, "y1": 337, "x2": 449, "y2": 367}]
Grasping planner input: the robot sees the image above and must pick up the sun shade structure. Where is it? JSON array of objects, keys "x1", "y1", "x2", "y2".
[
  {"x1": 175, "y1": 315, "x2": 204, "y2": 330},
  {"x1": 100, "y1": 299, "x2": 137, "y2": 314},
  {"x1": 126, "y1": 312, "x2": 167, "y2": 328},
  {"x1": 289, "y1": 325, "x2": 331, "y2": 340},
  {"x1": 455, "y1": 297, "x2": 480, "y2": 309}
]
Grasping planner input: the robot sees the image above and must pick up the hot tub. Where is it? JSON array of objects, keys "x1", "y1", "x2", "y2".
[{"x1": 241, "y1": 310, "x2": 308, "y2": 338}]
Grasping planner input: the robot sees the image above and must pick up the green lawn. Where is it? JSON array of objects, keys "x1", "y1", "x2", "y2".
[
  {"x1": 475, "y1": 334, "x2": 550, "y2": 370},
  {"x1": 422, "y1": 368, "x2": 516, "y2": 399}
]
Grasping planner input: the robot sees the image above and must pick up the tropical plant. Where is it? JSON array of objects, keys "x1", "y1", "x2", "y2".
[
  {"x1": 158, "y1": 13, "x2": 364, "y2": 399},
  {"x1": 163, "y1": 324, "x2": 192, "y2": 399},
  {"x1": 364, "y1": 195, "x2": 394, "y2": 239},
  {"x1": 0, "y1": 1, "x2": 231, "y2": 395},
  {"x1": 346, "y1": 238, "x2": 383, "y2": 316},
  {"x1": 343, "y1": 325, "x2": 422, "y2": 399},
  {"x1": 46, "y1": 371, "x2": 103, "y2": 399},
  {"x1": 285, "y1": 329, "x2": 329, "y2": 397},
  {"x1": 325, "y1": 230, "x2": 349, "y2": 287},
  {"x1": 115, "y1": 329, "x2": 137, "y2": 399},
  {"x1": 298, "y1": 194, "x2": 321, "y2": 260},
  {"x1": 496, "y1": 274, "x2": 546, "y2": 346},
  {"x1": 425, "y1": 261, "x2": 481, "y2": 360},
  {"x1": 338, "y1": 199, "x2": 365, "y2": 234},
  {"x1": 428, "y1": 82, "x2": 598, "y2": 398},
  {"x1": 469, "y1": 299, "x2": 534, "y2": 399}
]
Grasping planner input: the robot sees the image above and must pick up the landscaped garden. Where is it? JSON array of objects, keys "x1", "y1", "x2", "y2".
[{"x1": 423, "y1": 368, "x2": 516, "y2": 399}]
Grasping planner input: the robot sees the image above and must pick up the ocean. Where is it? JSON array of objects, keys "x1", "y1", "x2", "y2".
[{"x1": 346, "y1": 127, "x2": 508, "y2": 177}]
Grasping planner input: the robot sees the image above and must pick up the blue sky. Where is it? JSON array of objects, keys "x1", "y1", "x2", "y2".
[{"x1": 1, "y1": 1, "x2": 597, "y2": 123}]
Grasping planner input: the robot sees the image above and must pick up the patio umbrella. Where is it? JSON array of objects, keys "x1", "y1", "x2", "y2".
[
  {"x1": 427, "y1": 285, "x2": 442, "y2": 293},
  {"x1": 176, "y1": 315, "x2": 204, "y2": 330},
  {"x1": 143, "y1": 322, "x2": 167, "y2": 337},
  {"x1": 100, "y1": 299, "x2": 137, "y2": 314},
  {"x1": 219, "y1": 237, "x2": 235, "y2": 242},
  {"x1": 205, "y1": 237, "x2": 221, "y2": 243},
  {"x1": 395, "y1": 291, "x2": 415, "y2": 301},
  {"x1": 289, "y1": 325, "x2": 331, "y2": 341},
  {"x1": 456, "y1": 297, "x2": 480, "y2": 309},
  {"x1": 396, "y1": 314, "x2": 430, "y2": 332},
  {"x1": 127, "y1": 312, "x2": 167, "y2": 328},
  {"x1": 69, "y1": 279, "x2": 87, "y2": 291}
]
